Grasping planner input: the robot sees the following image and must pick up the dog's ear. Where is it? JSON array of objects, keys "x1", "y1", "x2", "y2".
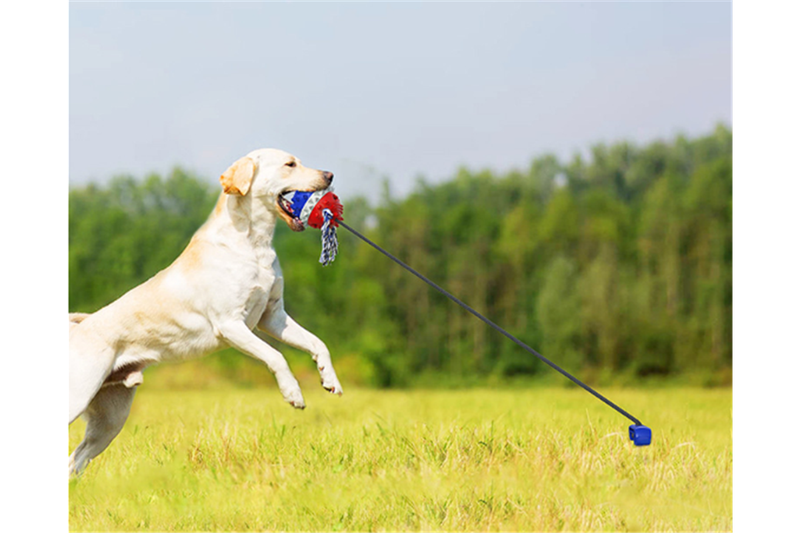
[{"x1": 220, "y1": 157, "x2": 256, "y2": 196}]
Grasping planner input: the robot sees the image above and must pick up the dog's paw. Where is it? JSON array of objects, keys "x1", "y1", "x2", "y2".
[
  {"x1": 283, "y1": 389, "x2": 306, "y2": 409},
  {"x1": 320, "y1": 371, "x2": 343, "y2": 396}
]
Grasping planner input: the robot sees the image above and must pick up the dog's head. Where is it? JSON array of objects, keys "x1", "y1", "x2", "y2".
[{"x1": 220, "y1": 148, "x2": 333, "y2": 231}]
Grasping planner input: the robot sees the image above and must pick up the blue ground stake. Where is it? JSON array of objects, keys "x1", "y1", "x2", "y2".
[{"x1": 629, "y1": 425, "x2": 652, "y2": 446}]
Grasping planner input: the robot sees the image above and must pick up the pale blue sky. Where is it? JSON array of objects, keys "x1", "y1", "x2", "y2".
[{"x1": 70, "y1": 1, "x2": 731, "y2": 201}]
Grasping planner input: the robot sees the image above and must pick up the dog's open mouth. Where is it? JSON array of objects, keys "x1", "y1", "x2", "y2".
[
  {"x1": 277, "y1": 191, "x2": 305, "y2": 232},
  {"x1": 277, "y1": 191, "x2": 296, "y2": 218}
]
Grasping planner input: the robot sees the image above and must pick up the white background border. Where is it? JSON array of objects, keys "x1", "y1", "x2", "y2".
[
  {"x1": 2, "y1": 1, "x2": 798, "y2": 531},
  {"x1": 1, "y1": 0, "x2": 68, "y2": 531}
]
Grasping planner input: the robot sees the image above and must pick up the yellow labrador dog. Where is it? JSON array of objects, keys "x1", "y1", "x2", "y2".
[{"x1": 68, "y1": 148, "x2": 343, "y2": 475}]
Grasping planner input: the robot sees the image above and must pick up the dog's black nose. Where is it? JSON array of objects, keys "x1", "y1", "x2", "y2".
[{"x1": 322, "y1": 171, "x2": 334, "y2": 185}]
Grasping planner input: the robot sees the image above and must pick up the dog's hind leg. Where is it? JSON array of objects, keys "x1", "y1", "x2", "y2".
[
  {"x1": 69, "y1": 330, "x2": 115, "y2": 424},
  {"x1": 69, "y1": 384, "x2": 136, "y2": 476}
]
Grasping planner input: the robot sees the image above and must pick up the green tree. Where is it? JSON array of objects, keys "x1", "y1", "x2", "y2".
[{"x1": 69, "y1": 126, "x2": 733, "y2": 387}]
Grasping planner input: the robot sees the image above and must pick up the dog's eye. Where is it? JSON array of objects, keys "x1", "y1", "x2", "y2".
[{"x1": 285, "y1": 161, "x2": 296, "y2": 168}]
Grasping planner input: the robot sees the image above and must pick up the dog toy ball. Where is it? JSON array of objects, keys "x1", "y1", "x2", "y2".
[
  {"x1": 629, "y1": 425, "x2": 652, "y2": 446},
  {"x1": 279, "y1": 187, "x2": 344, "y2": 266}
]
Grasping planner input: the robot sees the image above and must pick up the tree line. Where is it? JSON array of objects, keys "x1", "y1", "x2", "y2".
[{"x1": 69, "y1": 125, "x2": 732, "y2": 387}]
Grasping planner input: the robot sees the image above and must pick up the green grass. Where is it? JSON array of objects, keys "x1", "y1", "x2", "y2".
[{"x1": 69, "y1": 385, "x2": 731, "y2": 531}]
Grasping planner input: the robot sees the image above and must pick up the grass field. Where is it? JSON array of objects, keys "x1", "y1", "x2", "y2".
[{"x1": 69, "y1": 385, "x2": 731, "y2": 531}]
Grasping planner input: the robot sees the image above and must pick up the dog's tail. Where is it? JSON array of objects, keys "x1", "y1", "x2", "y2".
[{"x1": 69, "y1": 312, "x2": 91, "y2": 333}]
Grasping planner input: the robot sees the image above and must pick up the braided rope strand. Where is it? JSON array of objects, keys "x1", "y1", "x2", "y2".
[{"x1": 319, "y1": 208, "x2": 339, "y2": 266}]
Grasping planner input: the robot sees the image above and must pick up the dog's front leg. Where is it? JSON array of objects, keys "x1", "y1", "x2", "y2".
[
  {"x1": 218, "y1": 321, "x2": 305, "y2": 409},
  {"x1": 257, "y1": 301, "x2": 343, "y2": 396}
]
